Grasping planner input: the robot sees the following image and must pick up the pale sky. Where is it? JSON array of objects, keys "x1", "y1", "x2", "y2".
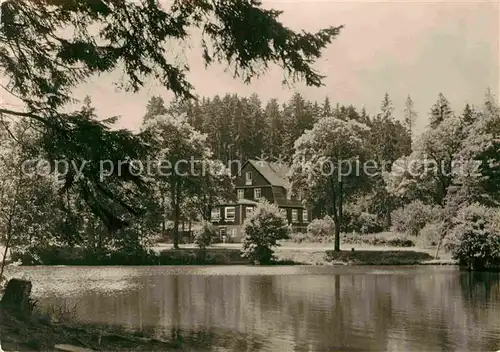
[{"x1": 3, "y1": 0, "x2": 499, "y2": 135}]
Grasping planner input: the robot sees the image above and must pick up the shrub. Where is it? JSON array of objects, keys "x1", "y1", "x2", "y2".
[
  {"x1": 289, "y1": 232, "x2": 314, "y2": 244},
  {"x1": 417, "y1": 221, "x2": 445, "y2": 248},
  {"x1": 391, "y1": 200, "x2": 441, "y2": 236},
  {"x1": 342, "y1": 200, "x2": 384, "y2": 234},
  {"x1": 10, "y1": 243, "x2": 157, "y2": 265},
  {"x1": 158, "y1": 248, "x2": 246, "y2": 265},
  {"x1": 386, "y1": 234, "x2": 414, "y2": 247},
  {"x1": 194, "y1": 222, "x2": 218, "y2": 250},
  {"x1": 325, "y1": 250, "x2": 432, "y2": 265},
  {"x1": 358, "y1": 212, "x2": 384, "y2": 234},
  {"x1": 342, "y1": 207, "x2": 382, "y2": 234},
  {"x1": 341, "y1": 232, "x2": 415, "y2": 247},
  {"x1": 444, "y1": 204, "x2": 500, "y2": 270},
  {"x1": 241, "y1": 201, "x2": 290, "y2": 264},
  {"x1": 306, "y1": 216, "x2": 335, "y2": 238}
]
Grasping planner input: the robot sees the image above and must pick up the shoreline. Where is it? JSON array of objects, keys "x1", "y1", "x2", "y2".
[
  {"x1": 0, "y1": 307, "x2": 183, "y2": 351},
  {"x1": 4, "y1": 246, "x2": 458, "y2": 267}
]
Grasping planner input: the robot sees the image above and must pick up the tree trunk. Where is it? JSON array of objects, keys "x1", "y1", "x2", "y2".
[
  {"x1": 173, "y1": 204, "x2": 180, "y2": 249},
  {"x1": 434, "y1": 229, "x2": 446, "y2": 259},
  {"x1": 160, "y1": 193, "x2": 166, "y2": 240},
  {"x1": 385, "y1": 198, "x2": 392, "y2": 230},
  {"x1": 172, "y1": 182, "x2": 183, "y2": 250},
  {"x1": 330, "y1": 178, "x2": 340, "y2": 252},
  {"x1": 162, "y1": 220, "x2": 166, "y2": 241},
  {"x1": 171, "y1": 185, "x2": 180, "y2": 249},
  {"x1": 434, "y1": 239, "x2": 442, "y2": 260},
  {"x1": 0, "y1": 234, "x2": 11, "y2": 282},
  {"x1": 338, "y1": 180, "x2": 343, "y2": 232},
  {"x1": 1, "y1": 189, "x2": 17, "y2": 283},
  {"x1": 334, "y1": 222, "x2": 340, "y2": 252},
  {"x1": 0, "y1": 214, "x2": 13, "y2": 281}
]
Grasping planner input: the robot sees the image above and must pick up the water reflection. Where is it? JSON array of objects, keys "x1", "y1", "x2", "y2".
[{"x1": 7, "y1": 266, "x2": 500, "y2": 351}]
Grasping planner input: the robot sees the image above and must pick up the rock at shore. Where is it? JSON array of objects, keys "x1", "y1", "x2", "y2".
[{"x1": 0, "y1": 279, "x2": 32, "y2": 314}]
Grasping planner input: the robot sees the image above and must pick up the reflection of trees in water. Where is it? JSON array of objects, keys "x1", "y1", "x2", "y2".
[
  {"x1": 460, "y1": 271, "x2": 500, "y2": 303},
  {"x1": 259, "y1": 270, "x2": 500, "y2": 351},
  {"x1": 42, "y1": 269, "x2": 500, "y2": 352},
  {"x1": 164, "y1": 327, "x2": 265, "y2": 351}
]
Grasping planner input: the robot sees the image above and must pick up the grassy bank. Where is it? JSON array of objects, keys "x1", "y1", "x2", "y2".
[
  {"x1": 275, "y1": 247, "x2": 457, "y2": 266},
  {"x1": 9, "y1": 247, "x2": 250, "y2": 266},
  {"x1": 0, "y1": 307, "x2": 188, "y2": 351},
  {"x1": 157, "y1": 248, "x2": 249, "y2": 265},
  {"x1": 324, "y1": 250, "x2": 434, "y2": 265},
  {"x1": 6, "y1": 240, "x2": 457, "y2": 267},
  {"x1": 287, "y1": 231, "x2": 417, "y2": 247}
]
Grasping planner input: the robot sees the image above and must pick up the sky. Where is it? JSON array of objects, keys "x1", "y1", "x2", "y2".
[{"x1": 2, "y1": 0, "x2": 499, "y2": 135}]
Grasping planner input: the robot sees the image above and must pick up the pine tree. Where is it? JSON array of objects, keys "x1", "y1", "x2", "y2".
[
  {"x1": 403, "y1": 95, "x2": 418, "y2": 146},
  {"x1": 247, "y1": 94, "x2": 266, "y2": 159},
  {"x1": 462, "y1": 103, "x2": 474, "y2": 126},
  {"x1": 263, "y1": 99, "x2": 285, "y2": 159},
  {"x1": 144, "y1": 96, "x2": 168, "y2": 122},
  {"x1": 360, "y1": 107, "x2": 370, "y2": 125},
  {"x1": 311, "y1": 101, "x2": 322, "y2": 122},
  {"x1": 368, "y1": 93, "x2": 412, "y2": 229},
  {"x1": 429, "y1": 93, "x2": 453, "y2": 128},
  {"x1": 380, "y1": 93, "x2": 394, "y2": 121},
  {"x1": 282, "y1": 93, "x2": 314, "y2": 158},
  {"x1": 484, "y1": 87, "x2": 499, "y2": 116},
  {"x1": 219, "y1": 94, "x2": 237, "y2": 163},
  {"x1": 322, "y1": 97, "x2": 332, "y2": 117}
]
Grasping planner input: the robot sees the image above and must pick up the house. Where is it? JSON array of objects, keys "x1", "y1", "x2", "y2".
[{"x1": 210, "y1": 160, "x2": 312, "y2": 242}]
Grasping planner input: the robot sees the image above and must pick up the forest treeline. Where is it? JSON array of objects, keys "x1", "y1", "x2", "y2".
[
  {"x1": 1, "y1": 88, "x2": 499, "y2": 270},
  {"x1": 151, "y1": 91, "x2": 412, "y2": 164}
]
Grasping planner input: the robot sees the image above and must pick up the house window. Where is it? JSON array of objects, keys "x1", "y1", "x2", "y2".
[
  {"x1": 230, "y1": 228, "x2": 237, "y2": 238},
  {"x1": 302, "y1": 210, "x2": 308, "y2": 223},
  {"x1": 279, "y1": 208, "x2": 287, "y2": 218},
  {"x1": 292, "y1": 209, "x2": 298, "y2": 223},
  {"x1": 245, "y1": 207, "x2": 254, "y2": 218},
  {"x1": 237, "y1": 189, "x2": 244, "y2": 200},
  {"x1": 245, "y1": 171, "x2": 252, "y2": 185},
  {"x1": 220, "y1": 227, "x2": 227, "y2": 238},
  {"x1": 211, "y1": 208, "x2": 220, "y2": 221},
  {"x1": 225, "y1": 207, "x2": 236, "y2": 221},
  {"x1": 254, "y1": 188, "x2": 261, "y2": 199}
]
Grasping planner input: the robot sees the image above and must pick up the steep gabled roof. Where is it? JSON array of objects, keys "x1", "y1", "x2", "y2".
[{"x1": 247, "y1": 160, "x2": 290, "y2": 189}]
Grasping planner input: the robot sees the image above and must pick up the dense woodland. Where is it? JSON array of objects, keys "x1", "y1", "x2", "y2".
[
  {"x1": 1, "y1": 88, "x2": 500, "y2": 269},
  {"x1": 0, "y1": 0, "x2": 499, "y2": 272}
]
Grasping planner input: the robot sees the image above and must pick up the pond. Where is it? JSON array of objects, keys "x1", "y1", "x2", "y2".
[{"x1": 6, "y1": 265, "x2": 500, "y2": 351}]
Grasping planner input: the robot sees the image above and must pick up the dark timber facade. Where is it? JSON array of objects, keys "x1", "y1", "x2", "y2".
[{"x1": 210, "y1": 160, "x2": 312, "y2": 242}]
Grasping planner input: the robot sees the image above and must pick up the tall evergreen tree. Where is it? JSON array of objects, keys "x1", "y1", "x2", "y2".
[
  {"x1": 246, "y1": 94, "x2": 266, "y2": 159},
  {"x1": 311, "y1": 101, "x2": 322, "y2": 122},
  {"x1": 380, "y1": 93, "x2": 394, "y2": 121},
  {"x1": 263, "y1": 99, "x2": 285, "y2": 159},
  {"x1": 429, "y1": 93, "x2": 453, "y2": 128},
  {"x1": 403, "y1": 95, "x2": 418, "y2": 146},
  {"x1": 367, "y1": 94, "x2": 412, "y2": 228},
  {"x1": 144, "y1": 97, "x2": 168, "y2": 122},
  {"x1": 461, "y1": 103, "x2": 475, "y2": 126},
  {"x1": 360, "y1": 107, "x2": 370, "y2": 125},
  {"x1": 282, "y1": 93, "x2": 315, "y2": 158},
  {"x1": 484, "y1": 87, "x2": 498, "y2": 116},
  {"x1": 322, "y1": 97, "x2": 333, "y2": 117}
]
